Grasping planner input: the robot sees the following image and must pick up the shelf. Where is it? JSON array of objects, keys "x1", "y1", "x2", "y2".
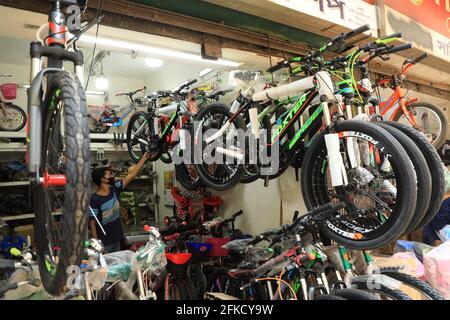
[
  {"x1": 1, "y1": 211, "x2": 62, "y2": 222},
  {"x1": 0, "y1": 181, "x2": 29, "y2": 187},
  {"x1": 0, "y1": 132, "x2": 26, "y2": 139},
  {"x1": 0, "y1": 143, "x2": 26, "y2": 152}
]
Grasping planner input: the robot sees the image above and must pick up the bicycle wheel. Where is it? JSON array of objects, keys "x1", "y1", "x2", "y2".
[
  {"x1": 127, "y1": 111, "x2": 163, "y2": 163},
  {"x1": 385, "y1": 121, "x2": 445, "y2": 228},
  {"x1": 376, "y1": 122, "x2": 432, "y2": 234},
  {"x1": 314, "y1": 294, "x2": 347, "y2": 300},
  {"x1": 351, "y1": 275, "x2": 412, "y2": 300},
  {"x1": 193, "y1": 103, "x2": 247, "y2": 191},
  {"x1": 334, "y1": 288, "x2": 380, "y2": 300},
  {"x1": 0, "y1": 103, "x2": 26, "y2": 132},
  {"x1": 34, "y1": 71, "x2": 90, "y2": 296},
  {"x1": 392, "y1": 102, "x2": 448, "y2": 149},
  {"x1": 188, "y1": 264, "x2": 207, "y2": 300},
  {"x1": 164, "y1": 274, "x2": 193, "y2": 300},
  {"x1": 301, "y1": 120, "x2": 417, "y2": 249},
  {"x1": 380, "y1": 270, "x2": 444, "y2": 300}
]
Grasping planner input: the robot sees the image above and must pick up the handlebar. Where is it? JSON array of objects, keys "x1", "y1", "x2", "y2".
[
  {"x1": 340, "y1": 24, "x2": 371, "y2": 42},
  {"x1": 115, "y1": 87, "x2": 146, "y2": 97},
  {"x1": 412, "y1": 53, "x2": 428, "y2": 65},
  {"x1": 378, "y1": 43, "x2": 413, "y2": 56}
]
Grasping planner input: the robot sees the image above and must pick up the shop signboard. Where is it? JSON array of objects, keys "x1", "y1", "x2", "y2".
[
  {"x1": 384, "y1": 1, "x2": 450, "y2": 62},
  {"x1": 268, "y1": 0, "x2": 378, "y2": 33}
]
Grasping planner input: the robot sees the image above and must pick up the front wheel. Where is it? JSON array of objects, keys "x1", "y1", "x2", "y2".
[
  {"x1": 392, "y1": 102, "x2": 448, "y2": 149},
  {"x1": 301, "y1": 120, "x2": 417, "y2": 249},
  {"x1": 34, "y1": 71, "x2": 90, "y2": 296},
  {"x1": 0, "y1": 103, "x2": 27, "y2": 132}
]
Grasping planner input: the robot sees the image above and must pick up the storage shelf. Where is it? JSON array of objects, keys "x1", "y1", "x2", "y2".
[
  {"x1": 0, "y1": 211, "x2": 61, "y2": 222},
  {"x1": 0, "y1": 132, "x2": 26, "y2": 139}
]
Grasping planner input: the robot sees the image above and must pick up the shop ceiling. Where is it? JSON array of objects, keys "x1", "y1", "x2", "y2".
[{"x1": 0, "y1": 0, "x2": 449, "y2": 100}]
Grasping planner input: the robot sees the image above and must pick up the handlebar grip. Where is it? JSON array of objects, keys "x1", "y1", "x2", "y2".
[
  {"x1": 379, "y1": 43, "x2": 413, "y2": 55},
  {"x1": 379, "y1": 32, "x2": 402, "y2": 42},
  {"x1": 413, "y1": 53, "x2": 428, "y2": 64},
  {"x1": 248, "y1": 235, "x2": 265, "y2": 246},
  {"x1": 184, "y1": 79, "x2": 198, "y2": 88},
  {"x1": 344, "y1": 24, "x2": 370, "y2": 40},
  {"x1": 267, "y1": 61, "x2": 288, "y2": 73},
  {"x1": 232, "y1": 210, "x2": 244, "y2": 219}
]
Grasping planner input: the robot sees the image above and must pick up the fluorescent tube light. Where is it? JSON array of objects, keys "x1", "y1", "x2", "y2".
[{"x1": 80, "y1": 35, "x2": 241, "y2": 68}]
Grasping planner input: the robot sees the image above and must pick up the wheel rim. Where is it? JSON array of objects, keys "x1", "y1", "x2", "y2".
[
  {"x1": 41, "y1": 97, "x2": 68, "y2": 275},
  {"x1": 0, "y1": 105, "x2": 24, "y2": 131},
  {"x1": 397, "y1": 106, "x2": 443, "y2": 146},
  {"x1": 308, "y1": 132, "x2": 405, "y2": 242},
  {"x1": 195, "y1": 109, "x2": 243, "y2": 186}
]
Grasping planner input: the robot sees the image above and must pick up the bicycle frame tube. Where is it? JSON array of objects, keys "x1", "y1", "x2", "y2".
[{"x1": 271, "y1": 89, "x2": 318, "y2": 145}]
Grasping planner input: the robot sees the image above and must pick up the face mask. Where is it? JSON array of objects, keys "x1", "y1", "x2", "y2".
[{"x1": 105, "y1": 177, "x2": 115, "y2": 185}]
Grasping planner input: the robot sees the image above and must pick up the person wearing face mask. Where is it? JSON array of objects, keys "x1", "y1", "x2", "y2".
[{"x1": 90, "y1": 152, "x2": 150, "y2": 253}]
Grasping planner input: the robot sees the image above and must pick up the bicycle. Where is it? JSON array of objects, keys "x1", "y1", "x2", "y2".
[
  {"x1": 88, "y1": 87, "x2": 146, "y2": 133},
  {"x1": 193, "y1": 26, "x2": 419, "y2": 250},
  {"x1": 0, "y1": 75, "x2": 27, "y2": 132},
  {"x1": 27, "y1": 0, "x2": 98, "y2": 295},
  {"x1": 373, "y1": 54, "x2": 448, "y2": 149}
]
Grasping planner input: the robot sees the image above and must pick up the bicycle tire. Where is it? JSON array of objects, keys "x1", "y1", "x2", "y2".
[
  {"x1": 385, "y1": 121, "x2": 445, "y2": 228},
  {"x1": 193, "y1": 103, "x2": 246, "y2": 191},
  {"x1": 376, "y1": 122, "x2": 432, "y2": 233},
  {"x1": 301, "y1": 120, "x2": 417, "y2": 249},
  {"x1": 188, "y1": 264, "x2": 207, "y2": 300},
  {"x1": 351, "y1": 276, "x2": 412, "y2": 300},
  {"x1": 334, "y1": 288, "x2": 380, "y2": 300},
  {"x1": 0, "y1": 103, "x2": 27, "y2": 132},
  {"x1": 314, "y1": 294, "x2": 347, "y2": 300},
  {"x1": 380, "y1": 270, "x2": 445, "y2": 300},
  {"x1": 34, "y1": 71, "x2": 90, "y2": 296},
  {"x1": 392, "y1": 102, "x2": 448, "y2": 149},
  {"x1": 127, "y1": 111, "x2": 161, "y2": 163},
  {"x1": 164, "y1": 274, "x2": 193, "y2": 300}
]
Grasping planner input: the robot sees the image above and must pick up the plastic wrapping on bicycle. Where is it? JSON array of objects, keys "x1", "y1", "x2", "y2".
[
  {"x1": 253, "y1": 253, "x2": 290, "y2": 278},
  {"x1": 0, "y1": 259, "x2": 15, "y2": 273}
]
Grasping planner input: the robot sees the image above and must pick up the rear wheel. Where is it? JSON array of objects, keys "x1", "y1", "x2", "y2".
[
  {"x1": 193, "y1": 103, "x2": 247, "y2": 191},
  {"x1": 34, "y1": 71, "x2": 90, "y2": 296},
  {"x1": 392, "y1": 102, "x2": 448, "y2": 149},
  {"x1": 0, "y1": 103, "x2": 26, "y2": 132}
]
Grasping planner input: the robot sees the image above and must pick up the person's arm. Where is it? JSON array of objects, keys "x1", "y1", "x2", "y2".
[
  {"x1": 90, "y1": 220, "x2": 98, "y2": 239},
  {"x1": 122, "y1": 152, "x2": 150, "y2": 189}
]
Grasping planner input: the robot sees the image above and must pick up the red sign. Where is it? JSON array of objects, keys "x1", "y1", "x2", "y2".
[{"x1": 384, "y1": 0, "x2": 450, "y2": 37}]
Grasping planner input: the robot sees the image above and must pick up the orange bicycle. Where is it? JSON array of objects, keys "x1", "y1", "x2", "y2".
[{"x1": 373, "y1": 53, "x2": 448, "y2": 148}]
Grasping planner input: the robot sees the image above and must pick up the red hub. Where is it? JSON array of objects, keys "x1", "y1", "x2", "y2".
[{"x1": 42, "y1": 171, "x2": 66, "y2": 189}]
